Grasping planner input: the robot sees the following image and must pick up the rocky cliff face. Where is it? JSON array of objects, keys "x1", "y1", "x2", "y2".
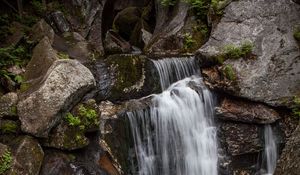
[{"x1": 0, "y1": 0, "x2": 299, "y2": 175}]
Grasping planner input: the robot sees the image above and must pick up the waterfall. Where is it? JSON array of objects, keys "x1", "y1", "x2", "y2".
[
  {"x1": 262, "y1": 125, "x2": 277, "y2": 175},
  {"x1": 127, "y1": 57, "x2": 218, "y2": 175}
]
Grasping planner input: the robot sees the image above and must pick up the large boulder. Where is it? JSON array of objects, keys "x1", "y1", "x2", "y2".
[
  {"x1": 6, "y1": 136, "x2": 44, "y2": 175},
  {"x1": 197, "y1": 0, "x2": 300, "y2": 107},
  {"x1": 28, "y1": 19, "x2": 55, "y2": 44},
  {"x1": 46, "y1": 11, "x2": 70, "y2": 34},
  {"x1": 275, "y1": 125, "x2": 300, "y2": 175},
  {"x1": 18, "y1": 59, "x2": 96, "y2": 137},
  {"x1": 0, "y1": 93, "x2": 18, "y2": 118},
  {"x1": 216, "y1": 97, "x2": 281, "y2": 124}
]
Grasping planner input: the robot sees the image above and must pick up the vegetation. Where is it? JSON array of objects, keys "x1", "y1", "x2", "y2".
[
  {"x1": 223, "y1": 64, "x2": 236, "y2": 81},
  {"x1": 161, "y1": 0, "x2": 177, "y2": 6},
  {"x1": 292, "y1": 97, "x2": 300, "y2": 118},
  {"x1": 183, "y1": 33, "x2": 196, "y2": 50},
  {"x1": 58, "y1": 52, "x2": 70, "y2": 60},
  {"x1": 65, "y1": 113, "x2": 81, "y2": 126},
  {"x1": 294, "y1": 28, "x2": 300, "y2": 42},
  {"x1": 0, "y1": 121, "x2": 18, "y2": 134},
  {"x1": 0, "y1": 150, "x2": 13, "y2": 174}
]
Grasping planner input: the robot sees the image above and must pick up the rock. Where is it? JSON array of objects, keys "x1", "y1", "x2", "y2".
[
  {"x1": 40, "y1": 150, "x2": 74, "y2": 175},
  {"x1": 29, "y1": 19, "x2": 55, "y2": 44},
  {"x1": 98, "y1": 151, "x2": 121, "y2": 175},
  {"x1": 7, "y1": 136, "x2": 44, "y2": 175},
  {"x1": 275, "y1": 125, "x2": 300, "y2": 175},
  {"x1": 42, "y1": 121, "x2": 89, "y2": 151},
  {"x1": 47, "y1": 11, "x2": 70, "y2": 34},
  {"x1": 24, "y1": 37, "x2": 58, "y2": 84},
  {"x1": 141, "y1": 28, "x2": 152, "y2": 46},
  {"x1": 68, "y1": 41, "x2": 90, "y2": 61},
  {"x1": 197, "y1": 0, "x2": 300, "y2": 107},
  {"x1": 104, "y1": 30, "x2": 131, "y2": 54},
  {"x1": 90, "y1": 54, "x2": 160, "y2": 102},
  {"x1": 216, "y1": 98, "x2": 281, "y2": 124},
  {"x1": 18, "y1": 59, "x2": 96, "y2": 137},
  {"x1": 278, "y1": 113, "x2": 299, "y2": 139},
  {"x1": 4, "y1": 22, "x2": 24, "y2": 47},
  {"x1": 219, "y1": 122, "x2": 263, "y2": 156},
  {"x1": 0, "y1": 92, "x2": 18, "y2": 118}
]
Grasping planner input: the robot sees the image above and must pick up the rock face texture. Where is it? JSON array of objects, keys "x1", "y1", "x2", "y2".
[
  {"x1": 275, "y1": 125, "x2": 300, "y2": 175},
  {"x1": 197, "y1": 0, "x2": 300, "y2": 106},
  {"x1": 18, "y1": 60, "x2": 96, "y2": 137},
  {"x1": 216, "y1": 98, "x2": 281, "y2": 124},
  {"x1": 0, "y1": 92, "x2": 18, "y2": 118}
]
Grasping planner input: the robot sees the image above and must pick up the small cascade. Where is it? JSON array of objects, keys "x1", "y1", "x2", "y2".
[
  {"x1": 262, "y1": 125, "x2": 278, "y2": 175},
  {"x1": 128, "y1": 57, "x2": 218, "y2": 175},
  {"x1": 152, "y1": 56, "x2": 198, "y2": 90}
]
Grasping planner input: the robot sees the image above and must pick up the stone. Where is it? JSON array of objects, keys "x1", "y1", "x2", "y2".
[
  {"x1": 104, "y1": 30, "x2": 131, "y2": 54},
  {"x1": 197, "y1": 0, "x2": 300, "y2": 107},
  {"x1": 0, "y1": 92, "x2": 18, "y2": 118},
  {"x1": 7, "y1": 136, "x2": 44, "y2": 175},
  {"x1": 18, "y1": 59, "x2": 96, "y2": 137},
  {"x1": 219, "y1": 122, "x2": 263, "y2": 156},
  {"x1": 98, "y1": 151, "x2": 121, "y2": 175},
  {"x1": 42, "y1": 122, "x2": 89, "y2": 151},
  {"x1": 216, "y1": 98, "x2": 281, "y2": 124},
  {"x1": 47, "y1": 11, "x2": 70, "y2": 34},
  {"x1": 24, "y1": 37, "x2": 58, "y2": 83},
  {"x1": 40, "y1": 150, "x2": 74, "y2": 175},
  {"x1": 275, "y1": 125, "x2": 300, "y2": 175},
  {"x1": 29, "y1": 19, "x2": 55, "y2": 44},
  {"x1": 87, "y1": 10, "x2": 105, "y2": 55},
  {"x1": 4, "y1": 22, "x2": 24, "y2": 47}
]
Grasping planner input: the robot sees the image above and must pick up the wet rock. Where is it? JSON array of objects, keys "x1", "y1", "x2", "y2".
[
  {"x1": 104, "y1": 30, "x2": 131, "y2": 54},
  {"x1": 197, "y1": 0, "x2": 300, "y2": 107},
  {"x1": 28, "y1": 19, "x2": 55, "y2": 44},
  {"x1": 24, "y1": 37, "x2": 58, "y2": 84},
  {"x1": 219, "y1": 122, "x2": 263, "y2": 156},
  {"x1": 90, "y1": 54, "x2": 160, "y2": 102},
  {"x1": 47, "y1": 11, "x2": 70, "y2": 34},
  {"x1": 0, "y1": 92, "x2": 18, "y2": 118},
  {"x1": 7, "y1": 136, "x2": 44, "y2": 175},
  {"x1": 18, "y1": 59, "x2": 96, "y2": 137},
  {"x1": 40, "y1": 150, "x2": 74, "y2": 175},
  {"x1": 216, "y1": 98, "x2": 280, "y2": 124},
  {"x1": 275, "y1": 125, "x2": 300, "y2": 175}
]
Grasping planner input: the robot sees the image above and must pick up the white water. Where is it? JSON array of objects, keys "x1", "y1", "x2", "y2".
[
  {"x1": 128, "y1": 57, "x2": 218, "y2": 175},
  {"x1": 261, "y1": 125, "x2": 277, "y2": 175}
]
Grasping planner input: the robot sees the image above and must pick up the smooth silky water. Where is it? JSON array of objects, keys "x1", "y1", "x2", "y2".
[
  {"x1": 127, "y1": 57, "x2": 218, "y2": 175},
  {"x1": 261, "y1": 125, "x2": 277, "y2": 175}
]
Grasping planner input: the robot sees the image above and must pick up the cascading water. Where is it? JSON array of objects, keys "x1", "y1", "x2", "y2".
[
  {"x1": 128, "y1": 57, "x2": 218, "y2": 175},
  {"x1": 261, "y1": 125, "x2": 277, "y2": 175}
]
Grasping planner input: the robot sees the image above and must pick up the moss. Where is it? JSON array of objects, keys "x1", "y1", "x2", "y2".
[
  {"x1": 0, "y1": 120, "x2": 18, "y2": 134},
  {"x1": 57, "y1": 52, "x2": 70, "y2": 60},
  {"x1": 161, "y1": 0, "x2": 177, "y2": 6},
  {"x1": 223, "y1": 65, "x2": 236, "y2": 81},
  {"x1": 10, "y1": 106, "x2": 17, "y2": 116},
  {"x1": 19, "y1": 82, "x2": 31, "y2": 93},
  {"x1": 0, "y1": 149, "x2": 12, "y2": 174},
  {"x1": 294, "y1": 29, "x2": 300, "y2": 42},
  {"x1": 183, "y1": 33, "x2": 196, "y2": 50},
  {"x1": 292, "y1": 96, "x2": 300, "y2": 118}
]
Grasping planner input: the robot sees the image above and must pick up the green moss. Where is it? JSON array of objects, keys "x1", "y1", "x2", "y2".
[
  {"x1": 294, "y1": 29, "x2": 300, "y2": 41},
  {"x1": 0, "y1": 120, "x2": 18, "y2": 134},
  {"x1": 183, "y1": 33, "x2": 196, "y2": 50},
  {"x1": 65, "y1": 113, "x2": 81, "y2": 126},
  {"x1": 292, "y1": 96, "x2": 300, "y2": 118},
  {"x1": 19, "y1": 82, "x2": 31, "y2": 93},
  {"x1": 10, "y1": 106, "x2": 17, "y2": 116},
  {"x1": 0, "y1": 149, "x2": 12, "y2": 174},
  {"x1": 57, "y1": 52, "x2": 70, "y2": 60},
  {"x1": 223, "y1": 65, "x2": 236, "y2": 81},
  {"x1": 161, "y1": 0, "x2": 177, "y2": 6}
]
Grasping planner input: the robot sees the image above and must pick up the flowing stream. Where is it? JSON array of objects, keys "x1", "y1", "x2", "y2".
[
  {"x1": 127, "y1": 57, "x2": 218, "y2": 175},
  {"x1": 262, "y1": 125, "x2": 277, "y2": 175}
]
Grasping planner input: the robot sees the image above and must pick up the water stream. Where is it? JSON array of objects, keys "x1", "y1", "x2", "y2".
[
  {"x1": 262, "y1": 125, "x2": 277, "y2": 175},
  {"x1": 127, "y1": 57, "x2": 218, "y2": 175}
]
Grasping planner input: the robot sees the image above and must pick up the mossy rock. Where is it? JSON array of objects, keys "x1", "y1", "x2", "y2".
[{"x1": 104, "y1": 54, "x2": 160, "y2": 101}]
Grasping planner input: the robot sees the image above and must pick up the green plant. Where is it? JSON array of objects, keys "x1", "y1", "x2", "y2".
[
  {"x1": 223, "y1": 65, "x2": 236, "y2": 81},
  {"x1": 161, "y1": 0, "x2": 177, "y2": 6},
  {"x1": 31, "y1": 0, "x2": 46, "y2": 16},
  {"x1": 184, "y1": 0, "x2": 210, "y2": 20},
  {"x1": 78, "y1": 105, "x2": 99, "y2": 126},
  {"x1": 294, "y1": 29, "x2": 300, "y2": 41},
  {"x1": 0, "y1": 121, "x2": 18, "y2": 134},
  {"x1": 292, "y1": 97, "x2": 300, "y2": 118},
  {"x1": 65, "y1": 113, "x2": 81, "y2": 126},
  {"x1": 223, "y1": 41, "x2": 253, "y2": 59},
  {"x1": 0, "y1": 150, "x2": 13, "y2": 174},
  {"x1": 58, "y1": 52, "x2": 70, "y2": 60},
  {"x1": 183, "y1": 33, "x2": 196, "y2": 50}
]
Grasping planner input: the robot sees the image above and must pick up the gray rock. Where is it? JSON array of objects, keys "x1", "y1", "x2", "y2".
[
  {"x1": 216, "y1": 98, "x2": 281, "y2": 124},
  {"x1": 29, "y1": 19, "x2": 55, "y2": 44},
  {"x1": 219, "y1": 122, "x2": 263, "y2": 156},
  {"x1": 0, "y1": 93, "x2": 18, "y2": 118},
  {"x1": 104, "y1": 30, "x2": 131, "y2": 54},
  {"x1": 7, "y1": 136, "x2": 44, "y2": 175},
  {"x1": 18, "y1": 59, "x2": 96, "y2": 137},
  {"x1": 47, "y1": 11, "x2": 70, "y2": 34},
  {"x1": 197, "y1": 0, "x2": 300, "y2": 107},
  {"x1": 275, "y1": 125, "x2": 300, "y2": 175},
  {"x1": 24, "y1": 37, "x2": 58, "y2": 84}
]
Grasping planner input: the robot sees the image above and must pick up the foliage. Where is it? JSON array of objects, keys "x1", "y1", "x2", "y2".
[
  {"x1": 65, "y1": 113, "x2": 81, "y2": 126},
  {"x1": 58, "y1": 52, "x2": 70, "y2": 60},
  {"x1": 294, "y1": 29, "x2": 300, "y2": 41},
  {"x1": 292, "y1": 97, "x2": 300, "y2": 118},
  {"x1": 0, "y1": 150, "x2": 13, "y2": 174},
  {"x1": 31, "y1": 0, "x2": 46, "y2": 16},
  {"x1": 184, "y1": 0, "x2": 210, "y2": 20},
  {"x1": 0, "y1": 14, "x2": 11, "y2": 42},
  {"x1": 0, "y1": 121, "x2": 18, "y2": 134},
  {"x1": 161, "y1": 0, "x2": 177, "y2": 6},
  {"x1": 183, "y1": 33, "x2": 196, "y2": 50},
  {"x1": 223, "y1": 64, "x2": 236, "y2": 81},
  {"x1": 223, "y1": 41, "x2": 253, "y2": 60}
]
